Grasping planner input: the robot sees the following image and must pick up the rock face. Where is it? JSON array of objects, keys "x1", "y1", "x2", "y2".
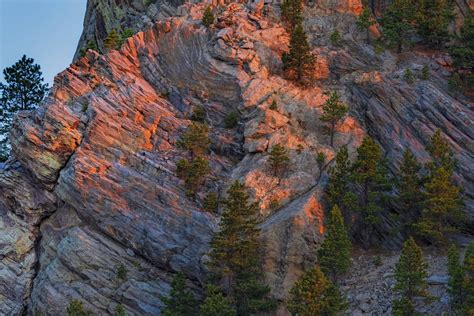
[{"x1": 1, "y1": 0, "x2": 473, "y2": 315}]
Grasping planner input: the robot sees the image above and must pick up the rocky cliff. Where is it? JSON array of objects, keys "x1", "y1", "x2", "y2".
[{"x1": 1, "y1": 1, "x2": 473, "y2": 315}]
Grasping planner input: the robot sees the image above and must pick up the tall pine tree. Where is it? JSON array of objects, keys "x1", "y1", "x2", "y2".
[
  {"x1": 396, "y1": 149, "x2": 424, "y2": 231},
  {"x1": 287, "y1": 266, "x2": 346, "y2": 316},
  {"x1": 0, "y1": 55, "x2": 48, "y2": 161},
  {"x1": 282, "y1": 23, "x2": 316, "y2": 86},
  {"x1": 280, "y1": 0, "x2": 303, "y2": 30},
  {"x1": 349, "y1": 137, "x2": 392, "y2": 245},
  {"x1": 447, "y1": 245, "x2": 466, "y2": 312},
  {"x1": 393, "y1": 237, "x2": 427, "y2": 313},
  {"x1": 380, "y1": 0, "x2": 416, "y2": 52},
  {"x1": 320, "y1": 92, "x2": 348, "y2": 147},
  {"x1": 356, "y1": 8, "x2": 375, "y2": 44},
  {"x1": 208, "y1": 181, "x2": 275, "y2": 315},
  {"x1": 464, "y1": 242, "x2": 474, "y2": 315},
  {"x1": 200, "y1": 285, "x2": 236, "y2": 316},
  {"x1": 425, "y1": 129, "x2": 455, "y2": 173},
  {"x1": 416, "y1": 0, "x2": 454, "y2": 46},
  {"x1": 449, "y1": 14, "x2": 474, "y2": 88},
  {"x1": 318, "y1": 205, "x2": 352, "y2": 283},
  {"x1": 326, "y1": 146, "x2": 352, "y2": 212}
]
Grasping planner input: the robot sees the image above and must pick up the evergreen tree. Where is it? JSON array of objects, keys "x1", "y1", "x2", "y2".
[
  {"x1": 287, "y1": 266, "x2": 346, "y2": 316},
  {"x1": 449, "y1": 14, "x2": 474, "y2": 89},
  {"x1": 318, "y1": 205, "x2": 352, "y2": 283},
  {"x1": 282, "y1": 23, "x2": 316, "y2": 86},
  {"x1": 200, "y1": 285, "x2": 236, "y2": 316},
  {"x1": 184, "y1": 156, "x2": 210, "y2": 196},
  {"x1": 0, "y1": 55, "x2": 48, "y2": 161},
  {"x1": 67, "y1": 300, "x2": 92, "y2": 316},
  {"x1": 202, "y1": 6, "x2": 214, "y2": 28},
  {"x1": 394, "y1": 237, "x2": 427, "y2": 309},
  {"x1": 350, "y1": 137, "x2": 392, "y2": 245},
  {"x1": 326, "y1": 146, "x2": 351, "y2": 212},
  {"x1": 464, "y1": 242, "x2": 474, "y2": 315},
  {"x1": 104, "y1": 29, "x2": 120, "y2": 51},
  {"x1": 330, "y1": 30, "x2": 342, "y2": 46},
  {"x1": 268, "y1": 144, "x2": 290, "y2": 177},
  {"x1": 416, "y1": 0, "x2": 454, "y2": 46},
  {"x1": 119, "y1": 28, "x2": 135, "y2": 46},
  {"x1": 320, "y1": 91, "x2": 349, "y2": 147},
  {"x1": 178, "y1": 122, "x2": 211, "y2": 158},
  {"x1": 447, "y1": 245, "x2": 466, "y2": 311},
  {"x1": 416, "y1": 167, "x2": 464, "y2": 243},
  {"x1": 114, "y1": 304, "x2": 126, "y2": 316},
  {"x1": 280, "y1": 0, "x2": 303, "y2": 30},
  {"x1": 161, "y1": 273, "x2": 198, "y2": 316},
  {"x1": 356, "y1": 8, "x2": 375, "y2": 44},
  {"x1": 392, "y1": 297, "x2": 415, "y2": 316},
  {"x1": 421, "y1": 65, "x2": 430, "y2": 80},
  {"x1": 80, "y1": 40, "x2": 99, "y2": 57},
  {"x1": 380, "y1": 0, "x2": 416, "y2": 53},
  {"x1": 208, "y1": 181, "x2": 274, "y2": 315},
  {"x1": 426, "y1": 129, "x2": 455, "y2": 173},
  {"x1": 396, "y1": 149, "x2": 424, "y2": 230}
]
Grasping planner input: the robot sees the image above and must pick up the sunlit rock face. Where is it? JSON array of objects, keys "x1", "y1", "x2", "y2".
[{"x1": 1, "y1": 0, "x2": 473, "y2": 315}]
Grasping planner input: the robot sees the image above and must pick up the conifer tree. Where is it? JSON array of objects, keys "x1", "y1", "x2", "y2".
[
  {"x1": 282, "y1": 23, "x2": 316, "y2": 86},
  {"x1": 356, "y1": 8, "x2": 375, "y2": 44},
  {"x1": 199, "y1": 285, "x2": 236, "y2": 316},
  {"x1": 449, "y1": 14, "x2": 474, "y2": 88},
  {"x1": 464, "y1": 242, "x2": 474, "y2": 315},
  {"x1": 161, "y1": 273, "x2": 198, "y2": 316},
  {"x1": 208, "y1": 181, "x2": 274, "y2": 315},
  {"x1": 202, "y1": 6, "x2": 214, "y2": 28},
  {"x1": 380, "y1": 0, "x2": 416, "y2": 52},
  {"x1": 67, "y1": 300, "x2": 92, "y2": 316},
  {"x1": 426, "y1": 129, "x2": 455, "y2": 173},
  {"x1": 320, "y1": 91, "x2": 348, "y2": 147},
  {"x1": 350, "y1": 137, "x2": 392, "y2": 245},
  {"x1": 104, "y1": 29, "x2": 120, "y2": 51},
  {"x1": 416, "y1": 0, "x2": 454, "y2": 46},
  {"x1": 318, "y1": 205, "x2": 352, "y2": 283},
  {"x1": 178, "y1": 122, "x2": 211, "y2": 158},
  {"x1": 287, "y1": 266, "x2": 346, "y2": 316},
  {"x1": 184, "y1": 156, "x2": 210, "y2": 196},
  {"x1": 326, "y1": 146, "x2": 351, "y2": 211},
  {"x1": 447, "y1": 245, "x2": 466, "y2": 311},
  {"x1": 396, "y1": 149, "x2": 424, "y2": 229},
  {"x1": 280, "y1": 0, "x2": 303, "y2": 30},
  {"x1": 114, "y1": 304, "x2": 126, "y2": 316},
  {"x1": 0, "y1": 55, "x2": 48, "y2": 161},
  {"x1": 416, "y1": 166, "x2": 464, "y2": 243},
  {"x1": 268, "y1": 144, "x2": 290, "y2": 177},
  {"x1": 393, "y1": 237, "x2": 427, "y2": 309}
]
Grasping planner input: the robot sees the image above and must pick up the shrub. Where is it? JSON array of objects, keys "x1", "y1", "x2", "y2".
[
  {"x1": 115, "y1": 304, "x2": 126, "y2": 316},
  {"x1": 224, "y1": 111, "x2": 239, "y2": 128},
  {"x1": 269, "y1": 100, "x2": 278, "y2": 110},
  {"x1": 202, "y1": 6, "x2": 214, "y2": 28},
  {"x1": 403, "y1": 68, "x2": 414, "y2": 83},
  {"x1": 448, "y1": 73, "x2": 464, "y2": 92},
  {"x1": 330, "y1": 30, "x2": 342, "y2": 46},
  {"x1": 104, "y1": 29, "x2": 120, "y2": 51},
  {"x1": 117, "y1": 264, "x2": 128, "y2": 280},
  {"x1": 374, "y1": 255, "x2": 383, "y2": 267},
  {"x1": 203, "y1": 192, "x2": 219, "y2": 212},
  {"x1": 67, "y1": 300, "x2": 92, "y2": 316},
  {"x1": 190, "y1": 106, "x2": 206, "y2": 122},
  {"x1": 421, "y1": 65, "x2": 430, "y2": 80}
]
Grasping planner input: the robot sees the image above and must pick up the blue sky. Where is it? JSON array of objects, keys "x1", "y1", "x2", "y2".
[{"x1": 0, "y1": 0, "x2": 87, "y2": 86}]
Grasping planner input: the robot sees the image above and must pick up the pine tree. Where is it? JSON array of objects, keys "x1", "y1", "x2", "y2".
[
  {"x1": 350, "y1": 137, "x2": 392, "y2": 245},
  {"x1": 282, "y1": 23, "x2": 316, "y2": 86},
  {"x1": 199, "y1": 285, "x2": 236, "y2": 316},
  {"x1": 119, "y1": 28, "x2": 135, "y2": 46},
  {"x1": 0, "y1": 55, "x2": 48, "y2": 161},
  {"x1": 416, "y1": 167, "x2": 464, "y2": 243},
  {"x1": 326, "y1": 146, "x2": 351, "y2": 212},
  {"x1": 67, "y1": 300, "x2": 92, "y2": 316},
  {"x1": 426, "y1": 129, "x2": 455, "y2": 173},
  {"x1": 356, "y1": 8, "x2": 375, "y2": 44},
  {"x1": 320, "y1": 91, "x2": 348, "y2": 147},
  {"x1": 268, "y1": 144, "x2": 290, "y2": 177},
  {"x1": 449, "y1": 14, "x2": 474, "y2": 88},
  {"x1": 161, "y1": 273, "x2": 198, "y2": 316},
  {"x1": 392, "y1": 297, "x2": 415, "y2": 316},
  {"x1": 184, "y1": 156, "x2": 210, "y2": 196},
  {"x1": 104, "y1": 29, "x2": 120, "y2": 51},
  {"x1": 463, "y1": 242, "x2": 474, "y2": 315},
  {"x1": 416, "y1": 0, "x2": 454, "y2": 46},
  {"x1": 178, "y1": 122, "x2": 211, "y2": 158},
  {"x1": 447, "y1": 245, "x2": 466, "y2": 311},
  {"x1": 280, "y1": 0, "x2": 303, "y2": 30},
  {"x1": 318, "y1": 205, "x2": 352, "y2": 283},
  {"x1": 114, "y1": 304, "x2": 126, "y2": 316},
  {"x1": 380, "y1": 0, "x2": 416, "y2": 53},
  {"x1": 202, "y1": 6, "x2": 214, "y2": 28},
  {"x1": 208, "y1": 181, "x2": 275, "y2": 315},
  {"x1": 287, "y1": 266, "x2": 346, "y2": 316},
  {"x1": 394, "y1": 237, "x2": 427, "y2": 308},
  {"x1": 396, "y1": 149, "x2": 424, "y2": 230}
]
